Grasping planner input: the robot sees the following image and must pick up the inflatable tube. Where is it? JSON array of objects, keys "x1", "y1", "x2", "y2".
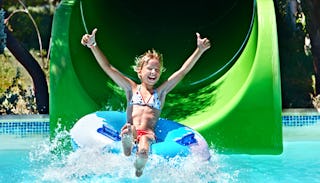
[{"x1": 70, "y1": 111, "x2": 211, "y2": 160}]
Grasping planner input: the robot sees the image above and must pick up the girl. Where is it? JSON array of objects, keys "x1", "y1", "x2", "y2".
[{"x1": 81, "y1": 29, "x2": 211, "y2": 177}]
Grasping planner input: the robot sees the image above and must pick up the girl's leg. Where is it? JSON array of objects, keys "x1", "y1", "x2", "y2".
[
  {"x1": 134, "y1": 134, "x2": 155, "y2": 177},
  {"x1": 121, "y1": 123, "x2": 136, "y2": 156}
]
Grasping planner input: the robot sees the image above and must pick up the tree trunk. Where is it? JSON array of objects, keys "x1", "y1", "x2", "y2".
[
  {"x1": 304, "y1": 0, "x2": 320, "y2": 94},
  {"x1": 5, "y1": 28, "x2": 49, "y2": 114}
]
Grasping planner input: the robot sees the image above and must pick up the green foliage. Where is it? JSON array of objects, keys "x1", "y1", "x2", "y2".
[
  {"x1": 3, "y1": 0, "x2": 55, "y2": 9},
  {"x1": 0, "y1": 50, "x2": 46, "y2": 115},
  {"x1": 0, "y1": 55, "x2": 16, "y2": 93},
  {"x1": 0, "y1": 1, "x2": 51, "y2": 115},
  {"x1": 0, "y1": 9, "x2": 6, "y2": 54},
  {"x1": 3, "y1": 0, "x2": 55, "y2": 50},
  {"x1": 0, "y1": 65, "x2": 38, "y2": 114}
]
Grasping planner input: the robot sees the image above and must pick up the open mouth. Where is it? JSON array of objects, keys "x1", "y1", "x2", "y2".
[{"x1": 148, "y1": 76, "x2": 156, "y2": 82}]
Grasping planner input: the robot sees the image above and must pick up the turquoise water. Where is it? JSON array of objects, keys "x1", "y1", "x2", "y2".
[{"x1": 0, "y1": 132, "x2": 319, "y2": 183}]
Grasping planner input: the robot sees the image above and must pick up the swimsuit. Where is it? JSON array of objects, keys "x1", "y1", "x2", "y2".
[
  {"x1": 136, "y1": 129, "x2": 156, "y2": 143},
  {"x1": 129, "y1": 85, "x2": 161, "y2": 110},
  {"x1": 129, "y1": 85, "x2": 160, "y2": 143}
]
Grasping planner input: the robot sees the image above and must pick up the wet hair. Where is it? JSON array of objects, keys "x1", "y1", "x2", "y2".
[{"x1": 132, "y1": 49, "x2": 166, "y2": 73}]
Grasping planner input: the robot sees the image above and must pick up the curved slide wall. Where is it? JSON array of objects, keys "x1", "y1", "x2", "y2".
[{"x1": 50, "y1": 0, "x2": 282, "y2": 154}]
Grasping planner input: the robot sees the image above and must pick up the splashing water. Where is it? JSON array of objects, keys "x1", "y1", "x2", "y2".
[{"x1": 27, "y1": 126, "x2": 239, "y2": 183}]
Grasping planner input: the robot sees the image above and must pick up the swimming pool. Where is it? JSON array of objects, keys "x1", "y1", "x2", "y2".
[{"x1": 0, "y1": 115, "x2": 320, "y2": 182}]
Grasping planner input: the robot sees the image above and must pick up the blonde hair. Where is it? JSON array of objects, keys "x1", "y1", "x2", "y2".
[{"x1": 132, "y1": 49, "x2": 166, "y2": 73}]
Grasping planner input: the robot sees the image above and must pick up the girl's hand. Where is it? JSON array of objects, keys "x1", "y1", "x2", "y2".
[
  {"x1": 196, "y1": 32, "x2": 211, "y2": 52},
  {"x1": 81, "y1": 28, "x2": 98, "y2": 48}
]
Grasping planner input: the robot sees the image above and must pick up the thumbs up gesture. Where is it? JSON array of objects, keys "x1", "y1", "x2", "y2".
[{"x1": 81, "y1": 28, "x2": 98, "y2": 48}]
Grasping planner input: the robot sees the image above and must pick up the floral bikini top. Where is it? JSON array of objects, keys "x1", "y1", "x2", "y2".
[{"x1": 129, "y1": 85, "x2": 161, "y2": 110}]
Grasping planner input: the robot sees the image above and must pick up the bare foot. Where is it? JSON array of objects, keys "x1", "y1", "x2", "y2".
[
  {"x1": 121, "y1": 123, "x2": 133, "y2": 156},
  {"x1": 134, "y1": 150, "x2": 148, "y2": 177}
]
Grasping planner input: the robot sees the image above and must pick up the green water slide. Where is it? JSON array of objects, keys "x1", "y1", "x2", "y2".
[{"x1": 50, "y1": 0, "x2": 282, "y2": 154}]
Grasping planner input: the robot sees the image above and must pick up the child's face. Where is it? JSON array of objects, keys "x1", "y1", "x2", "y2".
[{"x1": 138, "y1": 58, "x2": 161, "y2": 86}]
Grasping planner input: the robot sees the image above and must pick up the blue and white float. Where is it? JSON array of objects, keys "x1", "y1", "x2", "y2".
[{"x1": 70, "y1": 111, "x2": 211, "y2": 160}]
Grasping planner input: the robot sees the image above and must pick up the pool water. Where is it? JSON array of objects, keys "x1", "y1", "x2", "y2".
[
  {"x1": 0, "y1": 132, "x2": 319, "y2": 183},
  {"x1": 223, "y1": 141, "x2": 320, "y2": 183}
]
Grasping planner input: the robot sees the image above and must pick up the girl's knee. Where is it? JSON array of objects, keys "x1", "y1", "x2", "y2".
[{"x1": 137, "y1": 148, "x2": 148, "y2": 158}]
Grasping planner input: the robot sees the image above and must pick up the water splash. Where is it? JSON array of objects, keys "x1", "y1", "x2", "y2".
[{"x1": 27, "y1": 126, "x2": 239, "y2": 183}]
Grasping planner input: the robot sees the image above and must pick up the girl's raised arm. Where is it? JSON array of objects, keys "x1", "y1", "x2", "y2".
[
  {"x1": 81, "y1": 28, "x2": 135, "y2": 92},
  {"x1": 159, "y1": 33, "x2": 211, "y2": 95}
]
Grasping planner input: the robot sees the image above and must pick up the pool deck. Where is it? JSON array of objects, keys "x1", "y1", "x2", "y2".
[
  {"x1": 0, "y1": 114, "x2": 49, "y2": 122},
  {"x1": 0, "y1": 114, "x2": 50, "y2": 150},
  {"x1": 282, "y1": 108, "x2": 320, "y2": 141}
]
